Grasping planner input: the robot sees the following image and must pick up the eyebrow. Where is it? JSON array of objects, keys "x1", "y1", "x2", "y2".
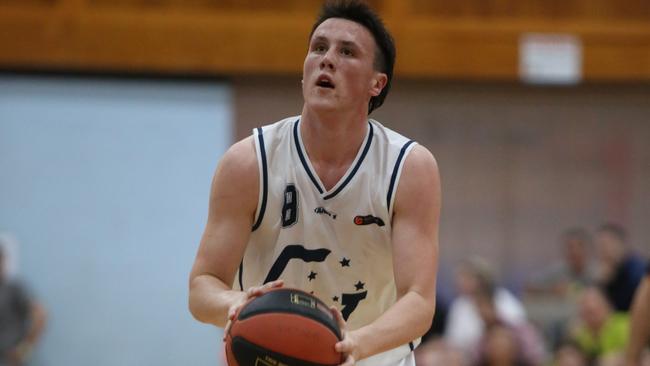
[{"x1": 311, "y1": 36, "x2": 360, "y2": 49}]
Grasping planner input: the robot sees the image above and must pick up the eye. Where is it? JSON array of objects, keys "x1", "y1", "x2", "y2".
[
  {"x1": 312, "y1": 43, "x2": 327, "y2": 53},
  {"x1": 340, "y1": 47, "x2": 354, "y2": 57}
]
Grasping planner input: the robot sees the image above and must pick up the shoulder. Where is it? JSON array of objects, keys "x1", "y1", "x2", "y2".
[
  {"x1": 4, "y1": 280, "x2": 31, "y2": 302},
  {"x1": 392, "y1": 144, "x2": 440, "y2": 215},
  {"x1": 397, "y1": 145, "x2": 440, "y2": 193},
  {"x1": 218, "y1": 136, "x2": 257, "y2": 178},
  {"x1": 211, "y1": 136, "x2": 259, "y2": 201},
  {"x1": 403, "y1": 144, "x2": 438, "y2": 173}
]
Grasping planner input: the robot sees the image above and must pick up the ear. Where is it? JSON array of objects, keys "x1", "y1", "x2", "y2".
[{"x1": 369, "y1": 72, "x2": 388, "y2": 97}]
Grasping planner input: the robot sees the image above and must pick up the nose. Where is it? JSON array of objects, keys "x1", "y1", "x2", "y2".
[{"x1": 320, "y1": 51, "x2": 335, "y2": 71}]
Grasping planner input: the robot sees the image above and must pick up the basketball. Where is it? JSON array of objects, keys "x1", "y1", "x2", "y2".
[{"x1": 225, "y1": 288, "x2": 343, "y2": 366}]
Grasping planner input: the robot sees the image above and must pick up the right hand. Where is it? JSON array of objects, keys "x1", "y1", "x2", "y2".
[{"x1": 223, "y1": 279, "x2": 284, "y2": 340}]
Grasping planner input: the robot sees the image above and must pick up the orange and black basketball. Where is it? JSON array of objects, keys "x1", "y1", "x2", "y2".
[{"x1": 225, "y1": 288, "x2": 343, "y2": 366}]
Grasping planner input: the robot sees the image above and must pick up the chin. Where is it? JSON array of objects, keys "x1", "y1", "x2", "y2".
[{"x1": 304, "y1": 99, "x2": 340, "y2": 113}]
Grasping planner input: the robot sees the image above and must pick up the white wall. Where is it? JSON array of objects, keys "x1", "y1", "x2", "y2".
[{"x1": 0, "y1": 75, "x2": 231, "y2": 365}]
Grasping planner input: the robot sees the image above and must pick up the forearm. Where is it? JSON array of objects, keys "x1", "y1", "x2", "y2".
[
  {"x1": 626, "y1": 278, "x2": 650, "y2": 364},
  {"x1": 26, "y1": 302, "x2": 46, "y2": 344},
  {"x1": 352, "y1": 290, "x2": 435, "y2": 361},
  {"x1": 188, "y1": 274, "x2": 246, "y2": 327}
]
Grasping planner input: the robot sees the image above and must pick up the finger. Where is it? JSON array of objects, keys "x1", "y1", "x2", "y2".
[
  {"x1": 248, "y1": 280, "x2": 284, "y2": 297},
  {"x1": 335, "y1": 338, "x2": 352, "y2": 353},
  {"x1": 266, "y1": 279, "x2": 284, "y2": 288},
  {"x1": 339, "y1": 354, "x2": 355, "y2": 366},
  {"x1": 330, "y1": 306, "x2": 346, "y2": 330},
  {"x1": 223, "y1": 318, "x2": 232, "y2": 342}
]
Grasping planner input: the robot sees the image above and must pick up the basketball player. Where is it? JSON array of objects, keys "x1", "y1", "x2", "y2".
[{"x1": 189, "y1": 1, "x2": 440, "y2": 365}]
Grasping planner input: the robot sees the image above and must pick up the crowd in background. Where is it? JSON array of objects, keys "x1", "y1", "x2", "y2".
[
  {"x1": 416, "y1": 222, "x2": 648, "y2": 366},
  {"x1": 1, "y1": 222, "x2": 647, "y2": 365}
]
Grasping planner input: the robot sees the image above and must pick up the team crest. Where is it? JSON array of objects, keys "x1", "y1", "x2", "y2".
[{"x1": 353, "y1": 215, "x2": 385, "y2": 227}]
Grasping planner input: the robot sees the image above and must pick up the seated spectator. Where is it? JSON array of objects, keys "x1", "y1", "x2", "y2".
[
  {"x1": 570, "y1": 286, "x2": 629, "y2": 364},
  {"x1": 527, "y1": 228, "x2": 598, "y2": 296},
  {"x1": 414, "y1": 339, "x2": 464, "y2": 366},
  {"x1": 524, "y1": 228, "x2": 599, "y2": 350},
  {"x1": 0, "y1": 241, "x2": 47, "y2": 366},
  {"x1": 445, "y1": 257, "x2": 527, "y2": 361},
  {"x1": 475, "y1": 280, "x2": 546, "y2": 366},
  {"x1": 553, "y1": 341, "x2": 587, "y2": 366},
  {"x1": 595, "y1": 223, "x2": 645, "y2": 312}
]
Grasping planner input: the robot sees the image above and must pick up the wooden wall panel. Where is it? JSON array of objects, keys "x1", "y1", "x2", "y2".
[
  {"x1": 0, "y1": 0, "x2": 648, "y2": 80},
  {"x1": 86, "y1": 0, "x2": 384, "y2": 13},
  {"x1": 410, "y1": 0, "x2": 649, "y2": 20}
]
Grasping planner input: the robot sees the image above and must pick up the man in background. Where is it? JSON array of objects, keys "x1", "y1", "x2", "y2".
[
  {"x1": 0, "y1": 242, "x2": 47, "y2": 366},
  {"x1": 596, "y1": 223, "x2": 644, "y2": 312},
  {"x1": 527, "y1": 228, "x2": 597, "y2": 296}
]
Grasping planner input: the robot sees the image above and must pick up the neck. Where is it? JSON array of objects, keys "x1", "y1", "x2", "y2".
[{"x1": 300, "y1": 105, "x2": 369, "y2": 165}]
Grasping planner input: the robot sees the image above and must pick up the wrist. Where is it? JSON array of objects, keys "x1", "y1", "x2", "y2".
[
  {"x1": 15, "y1": 341, "x2": 33, "y2": 360},
  {"x1": 347, "y1": 328, "x2": 369, "y2": 361}
]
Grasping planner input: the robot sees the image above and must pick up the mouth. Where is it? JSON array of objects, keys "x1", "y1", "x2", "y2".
[{"x1": 315, "y1": 75, "x2": 335, "y2": 89}]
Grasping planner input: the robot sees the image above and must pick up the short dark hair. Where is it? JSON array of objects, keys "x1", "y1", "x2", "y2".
[
  {"x1": 309, "y1": 0, "x2": 396, "y2": 114},
  {"x1": 597, "y1": 222, "x2": 628, "y2": 243},
  {"x1": 562, "y1": 227, "x2": 592, "y2": 245}
]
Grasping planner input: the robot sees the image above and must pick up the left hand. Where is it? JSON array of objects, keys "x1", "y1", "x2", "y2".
[{"x1": 331, "y1": 306, "x2": 361, "y2": 366}]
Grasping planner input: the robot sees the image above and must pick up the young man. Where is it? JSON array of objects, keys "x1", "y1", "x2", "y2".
[
  {"x1": 595, "y1": 223, "x2": 645, "y2": 312},
  {"x1": 0, "y1": 243, "x2": 47, "y2": 366},
  {"x1": 189, "y1": 1, "x2": 440, "y2": 365}
]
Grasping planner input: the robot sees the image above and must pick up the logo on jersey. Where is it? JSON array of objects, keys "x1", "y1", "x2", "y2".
[
  {"x1": 314, "y1": 207, "x2": 337, "y2": 219},
  {"x1": 354, "y1": 215, "x2": 385, "y2": 227}
]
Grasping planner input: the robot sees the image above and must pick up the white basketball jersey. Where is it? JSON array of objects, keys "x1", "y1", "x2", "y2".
[{"x1": 238, "y1": 116, "x2": 419, "y2": 366}]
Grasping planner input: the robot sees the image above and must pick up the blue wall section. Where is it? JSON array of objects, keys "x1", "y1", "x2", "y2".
[{"x1": 0, "y1": 76, "x2": 231, "y2": 365}]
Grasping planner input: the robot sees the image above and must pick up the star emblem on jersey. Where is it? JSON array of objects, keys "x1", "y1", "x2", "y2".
[
  {"x1": 332, "y1": 296, "x2": 339, "y2": 302},
  {"x1": 353, "y1": 215, "x2": 385, "y2": 227},
  {"x1": 340, "y1": 257, "x2": 351, "y2": 267},
  {"x1": 354, "y1": 281, "x2": 365, "y2": 291},
  {"x1": 307, "y1": 271, "x2": 317, "y2": 281}
]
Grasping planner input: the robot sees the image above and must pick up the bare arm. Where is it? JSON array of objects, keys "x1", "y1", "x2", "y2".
[
  {"x1": 188, "y1": 137, "x2": 262, "y2": 327},
  {"x1": 338, "y1": 145, "x2": 440, "y2": 363},
  {"x1": 626, "y1": 275, "x2": 650, "y2": 365}
]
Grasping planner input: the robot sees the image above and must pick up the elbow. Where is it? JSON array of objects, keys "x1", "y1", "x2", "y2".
[
  {"x1": 418, "y1": 300, "x2": 436, "y2": 338},
  {"x1": 188, "y1": 276, "x2": 206, "y2": 323}
]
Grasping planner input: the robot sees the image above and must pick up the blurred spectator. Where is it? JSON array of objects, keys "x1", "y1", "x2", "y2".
[
  {"x1": 570, "y1": 286, "x2": 629, "y2": 364},
  {"x1": 0, "y1": 242, "x2": 47, "y2": 366},
  {"x1": 625, "y1": 263, "x2": 650, "y2": 366},
  {"x1": 474, "y1": 278, "x2": 547, "y2": 366},
  {"x1": 445, "y1": 257, "x2": 527, "y2": 361},
  {"x1": 596, "y1": 223, "x2": 645, "y2": 312},
  {"x1": 524, "y1": 228, "x2": 598, "y2": 350},
  {"x1": 553, "y1": 341, "x2": 587, "y2": 366},
  {"x1": 414, "y1": 339, "x2": 464, "y2": 366},
  {"x1": 527, "y1": 228, "x2": 598, "y2": 296}
]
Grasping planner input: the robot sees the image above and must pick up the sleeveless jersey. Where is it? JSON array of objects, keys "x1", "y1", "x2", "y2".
[{"x1": 238, "y1": 116, "x2": 419, "y2": 365}]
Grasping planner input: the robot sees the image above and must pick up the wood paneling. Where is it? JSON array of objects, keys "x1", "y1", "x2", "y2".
[
  {"x1": 411, "y1": 0, "x2": 649, "y2": 20},
  {"x1": 0, "y1": 0, "x2": 647, "y2": 80},
  {"x1": 86, "y1": 0, "x2": 384, "y2": 13}
]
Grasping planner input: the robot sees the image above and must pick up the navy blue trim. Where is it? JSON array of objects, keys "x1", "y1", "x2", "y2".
[
  {"x1": 386, "y1": 140, "x2": 415, "y2": 212},
  {"x1": 323, "y1": 122, "x2": 374, "y2": 200},
  {"x1": 409, "y1": 341, "x2": 415, "y2": 351},
  {"x1": 252, "y1": 127, "x2": 268, "y2": 231},
  {"x1": 238, "y1": 261, "x2": 244, "y2": 291},
  {"x1": 293, "y1": 120, "x2": 324, "y2": 194}
]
